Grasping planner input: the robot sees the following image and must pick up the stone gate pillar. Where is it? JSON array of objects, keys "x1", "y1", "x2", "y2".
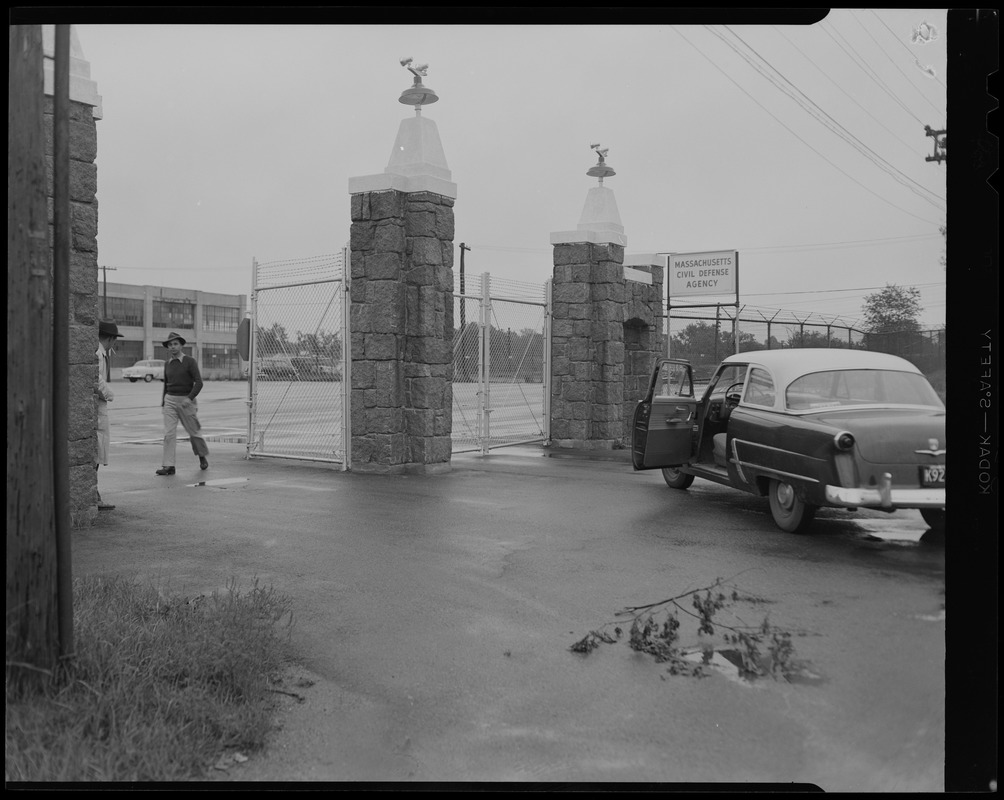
[
  {"x1": 43, "y1": 26, "x2": 104, "y2": 526},
  {"x1": 347, "y1": 61, "x2": 455, "y2": 473},
  {"x1": 549, "y1": 146, "x2": 664, "y2": 450}
]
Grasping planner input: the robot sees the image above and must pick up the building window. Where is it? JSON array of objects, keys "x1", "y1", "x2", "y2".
[
  {"x1": 103, "y1": 297, "x2": 144, "y2": 328},
  {"x1": 152, "y1": 299, "x2": 195, "y2": 329},
  {"x1": 109, "y1": 340, "x2": 143, "y2": 370},
  {"x1": 201, "y1": 343, "x2": 242, "y2": 377},
  {"x1": 153, "y1": 344, "x2": 193, "y2": 361},
  {"x1": 203, "y1": 304, "x2": 241, "y2": 333}
]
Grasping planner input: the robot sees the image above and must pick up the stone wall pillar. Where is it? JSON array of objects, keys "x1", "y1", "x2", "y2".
[
  {"x1": 548, "y1": 148, "x2": 665, "y2": 450},
  {"x1": 622, "y1": 259, "x2": 666, "y2": 443},
  {"x1": 549, "y1": 250, "x2": 665, "y2": 449},
  {"x1": 549, "y1": 242, "x2": 625, "y2": 449},
  {"x1": 43, "y1": 26, "x2": 103, "y2": 527},
  {"x1": 349, "y1": 190, "x2": 454, "y2": 473}
]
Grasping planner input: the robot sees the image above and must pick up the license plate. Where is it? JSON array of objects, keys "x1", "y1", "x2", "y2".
[{"x1": 919, "y1": 465, "x2": 946, "y2": 486}]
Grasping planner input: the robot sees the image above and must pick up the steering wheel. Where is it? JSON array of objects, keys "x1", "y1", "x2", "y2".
[{"x1": 724, "y1": 382, "x2": 744, "y2": 405}]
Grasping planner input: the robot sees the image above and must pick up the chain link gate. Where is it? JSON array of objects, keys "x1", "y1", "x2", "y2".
[
  {"x1": 247, "y1": 250, "x2": 351, "y2": 467},
  {"x1": 453, "y1": 273, "x2": 551, "y2": 454}
]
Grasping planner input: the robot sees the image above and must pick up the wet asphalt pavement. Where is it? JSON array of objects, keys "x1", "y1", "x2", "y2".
[{"x1": 74, "y1": 432, "x2": 947, "y2": 788}]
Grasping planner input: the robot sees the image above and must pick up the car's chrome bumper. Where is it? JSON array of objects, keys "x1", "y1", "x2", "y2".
[{"x1": 825, "y1": 478, "x2": 945, "y2": 509}]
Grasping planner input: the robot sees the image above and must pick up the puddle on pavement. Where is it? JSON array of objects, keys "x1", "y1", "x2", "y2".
[
  {"x1": 187, "y1": 477, "x2": 250, "y2": 489},
  {"x1": 682, "y1": 648, "x2": 825, "y2": 687}
]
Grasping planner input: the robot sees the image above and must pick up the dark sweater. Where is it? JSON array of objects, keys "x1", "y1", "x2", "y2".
[{"x1": 163, "y1": 355, "x2": 204, "y2": 399}]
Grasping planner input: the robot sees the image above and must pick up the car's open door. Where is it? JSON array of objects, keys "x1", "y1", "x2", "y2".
[{"x1": 632, "y1": 359, "x2": 699, "y2": 470}]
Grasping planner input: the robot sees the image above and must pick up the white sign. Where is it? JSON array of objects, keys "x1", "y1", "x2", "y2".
[{"x1": 668, "y1": 250, "x2": 738, "y2": 297}]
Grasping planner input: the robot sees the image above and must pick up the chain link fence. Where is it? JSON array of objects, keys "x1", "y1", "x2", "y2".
[
  {"x1": 453, "y1": 273, "x2": 550, "y2": 453},
  {"x1": 249, "y1": 251, "x2": 350, "y2": 465},
  {"x1": 667, "y1": 304, "x2": 946, "y2": 383}
]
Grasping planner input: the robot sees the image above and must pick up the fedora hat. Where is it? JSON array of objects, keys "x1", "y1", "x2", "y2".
[
  {"x1": 98, "y1": 320, "x2": 123, "y2": 339},
  {"x1": 162, "y1": 331, "x2": 187, "y2": 347}
]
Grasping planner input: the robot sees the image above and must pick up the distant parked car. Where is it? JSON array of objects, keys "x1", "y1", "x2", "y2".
[
  {"x1": 257, "y1": 357, "x2": 297, "y2": 381},
  {"x1": 122, "y1": 359, "x2": 165, "y2": 383},
  {"x1": 632, "y1": 349, "x2": 946, "y2": 534},
  {"x1": 290, "y1": 357, "x2": 341, "y2": 381}
]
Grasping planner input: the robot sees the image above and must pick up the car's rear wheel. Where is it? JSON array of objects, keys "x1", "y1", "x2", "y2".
[
  {"x1": 143, "y1": 374, "x2": 153, "y2": 383},
  {"x1": 661, "y1": 467, "x2": 695, "y2": 490},
  {"x1": 128, "y1": 378, "x2": 138, "y2": 383},
  {"x1": 920, "y1": 508, "x2": 945, "y2": 532},
  {"x1": 768, "y1": 479, "x2": 817, "y2": 533}
]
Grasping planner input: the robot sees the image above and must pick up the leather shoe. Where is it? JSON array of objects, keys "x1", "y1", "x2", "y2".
[
  {"x1": 155, "y1": 466, "x2": 176, "y2": 476},
  {"x1": 199, "y1": 456, "x2": 209, "y2": 470}
]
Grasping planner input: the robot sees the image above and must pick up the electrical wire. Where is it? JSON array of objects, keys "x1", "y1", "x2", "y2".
[
  {"x1": 677, "y1": 27, "x2": 941, "y2": 226},
  {"x1": 849, "y1": 10, "x2": 947, "y2": 121},
  {"x1": 868, "y1": 10, "x2": 948, "y2": 94},
  {"x1": 821, "y1": 18, "x2": 925, "y2": 125},
  {"x1": 714, "y1": 26, "x2": 946, "y2": 211},
  {"x1": 770, "y1": 25, "x2": 931, "y2": 159}
]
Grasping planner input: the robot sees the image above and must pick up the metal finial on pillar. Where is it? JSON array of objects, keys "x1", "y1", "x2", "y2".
[
  {"x1": 399, "y1": 57, "x2": 439, "y2": 113},
  {"x1": 587, "y1": 143, "x2": 616, "y2": 185}
]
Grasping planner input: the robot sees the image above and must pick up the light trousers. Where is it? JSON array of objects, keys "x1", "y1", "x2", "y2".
[
  {"x1": 162, "y1": 395, "x2": 209, "y2": 467},
  {"x1": 96, "y1": 400, "x2": 110, "y2": 465}
]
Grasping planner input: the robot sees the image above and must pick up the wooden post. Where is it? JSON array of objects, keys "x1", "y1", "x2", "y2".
[{"x1": 7, "y1": 24, "x2": 60, "y2": 678}]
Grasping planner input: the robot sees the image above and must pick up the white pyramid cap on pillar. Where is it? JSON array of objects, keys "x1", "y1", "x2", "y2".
[
  {"x1": 349, "y1": 113, "x2": 457, "y2": 197},
  {"x1": 42, "y1": 25, "x2": 103, "y2": 118},
  {"x1": 551, "y1": 185, "x2": 627, "y2": 246}
]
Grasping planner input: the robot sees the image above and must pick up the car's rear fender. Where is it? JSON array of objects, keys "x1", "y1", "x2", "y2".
[{"x1": 726, "y1": 409, "x2": 845, "y2": 503}]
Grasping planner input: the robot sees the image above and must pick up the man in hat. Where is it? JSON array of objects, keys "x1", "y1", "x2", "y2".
[
  {"x1": 157, "y1": 332, "x2": 210, "y2": 475},
  {"x1": 95, "y1": 320, "x2": 123, "y2": 510}
]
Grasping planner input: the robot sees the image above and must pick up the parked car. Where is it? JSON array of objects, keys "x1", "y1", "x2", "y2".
[
  {"x1": 631, "y1": 349, "x2": 946, "y2": 533},
  {"x1": 257, "y1": 357, "x2": 297, "y2": 380},
  {"x1": 290, "y1": 357, "x2": 341, "y2": 381},
  {"x1": 121, "y1": 359, "x2": 165, "y2": 383}
]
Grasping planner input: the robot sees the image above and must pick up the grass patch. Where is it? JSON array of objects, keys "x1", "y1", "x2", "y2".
[{"x1": 6, "y1": 576, "x2": 293, "y2": 782}]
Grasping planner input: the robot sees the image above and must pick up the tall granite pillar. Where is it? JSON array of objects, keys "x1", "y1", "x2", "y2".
[
  {"x1": 347, "y1": 62, "x2": 456, "y2": 473},
  {"x1": 42, "y1": 26, "x2": 104, "y2": 526},
  {"x1": 549, "y1": 147, "x2": 664, "y2": 450}
]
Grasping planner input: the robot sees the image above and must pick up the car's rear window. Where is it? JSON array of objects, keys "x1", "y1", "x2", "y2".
[{"x1": 785, "y1": 369, "x2": 943, "y2": 410}]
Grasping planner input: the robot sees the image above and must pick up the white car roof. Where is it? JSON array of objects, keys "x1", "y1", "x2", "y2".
[{"x1": 720, "y1": 348, "x2": 923, "y2": 391}]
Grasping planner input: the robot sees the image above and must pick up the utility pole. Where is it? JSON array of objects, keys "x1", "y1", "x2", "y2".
[
  {"x1": 100, "y1": 265, "x2": 117, "y2": 317},
  {"x1": 924, "y1": 125, "x2": 947, "y2": 164},
  {"x1": 459, "y1": 243, "x2": 471, "y2": 330}
]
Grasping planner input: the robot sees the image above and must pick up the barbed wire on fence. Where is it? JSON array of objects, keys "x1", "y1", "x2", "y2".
[
  {"x1": 665, "y1": 303, "x2": 945, "y2": 375},
  {"x1": 254, "y1": 251, "x2": 347, "y2": 289},
  {"x1": 459, "y1": 272, "x2": 548, "y2": 302}
]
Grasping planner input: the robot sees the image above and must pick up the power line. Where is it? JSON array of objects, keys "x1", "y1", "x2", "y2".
[
  {"x1": 868, "y1": 10, "x2": 948, "y2": 95},
  {"x1": 770, "y1": 25, "x2": 930, "y2": 159},
  {"x1": 715, "y1": 26, "x2": 946, "y2": 211},
  {"x1": 467, "y1": 232, "x2": 941, "y2": 258},
  {"x1": 850, "y1": 10, "x2": 947, "y2": 121},
  {"x1": 743, "y1": 281, "x2": 946, "y2": 297},
  {"x1": 673, "y1": 28, "x2": 942, "y2": 227},
  {"x1": 708, "y1": 25, "x2": 942, "y2": 208},
  {"x1": 738, "y1": 232, "x2": 940, "y2": 254},
  {"x1": 821, "y1": 18, "x2": 924, "y2": 125}
]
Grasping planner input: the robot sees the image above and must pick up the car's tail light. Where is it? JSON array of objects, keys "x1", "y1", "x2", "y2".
[{"x1": 834, "y1": 431, "x2": 855, "y2": 451}]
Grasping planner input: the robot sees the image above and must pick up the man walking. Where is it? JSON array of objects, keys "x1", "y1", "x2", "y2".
[
  {"x1": 157, "y1": 332, "x2": 209, "y2": 476},
  {"x1": 96, "y1": 320, "x2": 123, "y2": 510}
]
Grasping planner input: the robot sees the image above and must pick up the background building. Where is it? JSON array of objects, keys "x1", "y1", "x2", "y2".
[{"x1": 101, "y1": 281, "x2": 247, "y2": 379}]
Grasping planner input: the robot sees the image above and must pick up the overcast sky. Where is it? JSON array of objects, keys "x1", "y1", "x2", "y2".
[{"x1": 73, "y1": 10, "x2": 949, "y2": 329}]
